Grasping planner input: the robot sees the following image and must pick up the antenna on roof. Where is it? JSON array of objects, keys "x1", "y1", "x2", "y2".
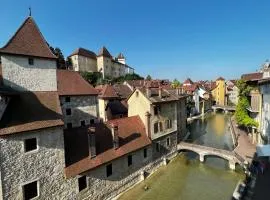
[{"x1": 29, "y1": 7, "x2": 32, "y2": 16}]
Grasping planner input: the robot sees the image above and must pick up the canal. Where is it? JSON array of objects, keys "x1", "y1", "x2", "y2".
[{"x1": 118, "y1": 113, "x2": 244, "y2": 200}]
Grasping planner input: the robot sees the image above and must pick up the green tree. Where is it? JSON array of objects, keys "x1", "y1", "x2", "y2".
[
  {"x1": 146, "y1": 75, "x2": 152, "y2": 81},
  {"x1": 171, "y1": 78, "x2": 181, "y2": 89},
  {"x1": 80, "y1": 72, "x2": 103, "y2": 86},
  {"x1": 235, "y1": 79, "x2": 258, "y2": 128},
  {"x1": 50, "y1": 46, "x2": 66, "y2": 69}
]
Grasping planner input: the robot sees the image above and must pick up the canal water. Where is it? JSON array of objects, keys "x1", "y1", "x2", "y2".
[{"x1": 119, "y1": 113, "x2": 244, "y2": 200}]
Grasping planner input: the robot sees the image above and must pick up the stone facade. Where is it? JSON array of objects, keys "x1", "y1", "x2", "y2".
[
  {"x1": 0, "y1": 127, "x2": 77, "y2": 199},
  {"x1": 70, "y1": 55, "x2": 97, "y2": 73},
  {"x1": 97, "y1": 56, "x2": 127, "y2": 78},
  {"x1": 60, "y1": 95, "x2": 98, "y2": 128},
  {"x1": 0, "y1": 96, "x2": 9, "y2": 120},
  {"x1": 1, "y1": 55, "x2": 57, "y2": 91}
]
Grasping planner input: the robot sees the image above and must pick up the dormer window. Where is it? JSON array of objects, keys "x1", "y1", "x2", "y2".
[{"x1": 28, "y1": 58, "x2": 34, "y2": 65}]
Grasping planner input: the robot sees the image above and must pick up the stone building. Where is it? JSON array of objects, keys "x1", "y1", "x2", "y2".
[
  {"x1": 226, "y1": 80, "x2": 239, "y2": 106},
  {"x1": 96, "y1": 84, "x2": 131, "y2": 122},
  {"x1": 127, "y1": 85, "x2": 187, "y2": 158},
  {"x1": 0, "y1": 16, "x2": 73, "y2": 200},
  {"x1": 57, "y1": 69, "x2": 99, "y2": 129},
  {"x1": 68, "y1": 47, "x2": 135, "y2": 78}
]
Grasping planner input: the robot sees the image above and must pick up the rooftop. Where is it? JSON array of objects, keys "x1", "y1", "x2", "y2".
[
  {"x1": 64, "y1": 116, "x2": 151, "y2": 178},
  {"x1": 68, "y1": 48, "x2": 97, "y2": 60},
  {"x1": 57, "y1": 70, "x2": 98, "y2": 96},
  {"x1": 0, "y1": 16, "x2": 56, "y2": 59}
]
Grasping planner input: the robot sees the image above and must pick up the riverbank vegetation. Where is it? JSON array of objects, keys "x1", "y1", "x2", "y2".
[{"x1": 235, "y1": 79, "x2": 258, "y2": 128}]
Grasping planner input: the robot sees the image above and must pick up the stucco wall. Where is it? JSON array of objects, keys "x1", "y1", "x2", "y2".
[
  {"x1": 150, "y1": 102, "x2": 177, "y2": 140},
  {"x1": 1, "y1": 55, "x2": 57, "y2": 91},
  {"x1": 98, "y1": 99, "x2": 107, "y2": 122},
  {"x1": 70, "y1": 55, "x2": 97, "y2": 72},
  {"x1": 128, "y1": 89, "x2": 151, "y2": 125},
  {"x1": 60, "y1": 95, "x2": 98, "y2": 128},
  {"x1": 0, "y1": 127, "x2": 78, "y2": 199}
]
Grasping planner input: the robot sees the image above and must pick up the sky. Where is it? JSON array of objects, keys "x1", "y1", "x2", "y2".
[{"x1": 1, "y1": 0, "x2": 270, "y2": 81}]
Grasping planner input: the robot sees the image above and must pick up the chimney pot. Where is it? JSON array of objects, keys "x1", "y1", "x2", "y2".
[
  {"x1": 111, "y1": 123, "x2": 119, "y2": 149},
  {"x1": 88, "y1": 127, "x2": 96, "y2": 158},
  {"x1": 145, "y1": 111, "x2": 151, "y2": 139},
  {"x1": 159, "y1": 86, "x2": 162, "y2": 98}
]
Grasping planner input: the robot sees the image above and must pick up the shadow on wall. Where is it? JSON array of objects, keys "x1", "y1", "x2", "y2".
[{"x1": 0, "y1": 79, "x2": 63, "y2": 129}]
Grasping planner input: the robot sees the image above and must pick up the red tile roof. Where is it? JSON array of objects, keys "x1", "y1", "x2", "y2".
[
  {"x1": 242, "y1": 72, "x2": 263, "y2": 81},
  {"x1": 68, "y1": 48, "x2": 97, "y2": 59},
  {"x1": 0, "y1": 17, "x2": 56, "y2": 59},
  {"x1": 97, "y1": 46, "x2": 112, "y2": 58},
  {"x1": 0, "y1": 92, "x2": 63, "y2": 135},
  {"x1": 64, "y1": 116, "x2": 151, "y2": 178},
  {"x1": 57, "y1": 70, "x2": 98, "y2": 96},
  {"x1": 96, "y1": 84, "x2": 119, "y2": 99},
  {"x1": 113, "y1": 84, "x2": 132, "y2": 99}
]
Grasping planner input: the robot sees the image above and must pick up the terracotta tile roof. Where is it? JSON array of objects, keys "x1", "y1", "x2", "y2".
[
  {"x1": 97, "y1": 46, "x2": 112, "y2": 58},
  {"x1": 57, "y1": 70, "x2": 98, "y2": 96},
  {"x1": 117, "y1": 53, "x2": 125, "y2": 59},
  {"x1": 68, "y1": 48, "x2": 97, "y2": 59},
  {"x1": 0, "y1": 92, "x2": 63, "y2": 135},
  {"x1": 138, "y1": 87, "x2": 179, "y2": 103},
  {"x1": 113, "y1": 84, "x2": 132, "y2": 99},
  {"x1": 97, "y1": 84, "x2": 119, "y2": 99},
  {"x1": 0, "y1": 17, "x2": 56, "y2": 59},
  {"x1": 242, "y1": 72, "x2": 263, "y2": 81},
  {"x1": 125, "y1": 80, "x2": 170, "y2": 89},
  {"x1": 182, "y1": 84, "x2": 198, "y2": 93},
  {"x1": 64, "y1": 116, "x2": 151, "y2": 178}
]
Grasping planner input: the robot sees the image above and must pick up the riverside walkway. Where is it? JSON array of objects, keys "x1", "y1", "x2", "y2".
[
  {"x1": 177, "y1": 142, "x2": 245, "y2": 170},
  {"x1": 212, "y1": 105, "x2": 236, "y2": 113}
]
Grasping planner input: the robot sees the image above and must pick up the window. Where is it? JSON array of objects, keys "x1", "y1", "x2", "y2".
[
  {"x1": 90, "y1": 119, "x2": 95, "y2": 125},
  {"x1": 65, "y1": 96, "x2": 70, "y2": 102},
  {"x1": 154, "y1": 122, "x2": 159, "y2": 133},
  {"x1": 159, "y1": 122, "x2": 163, "y2": 132},
  {"x1": 156, "y1": 143, "x2": 160, "y2": 152},
  {"x1": 143, "y1": 148, "x2": 147, "y2": 158},
  {"x1": 28, "y1": 58, "x2": 34, "y2": 65},
  {"x1": 166, "y1": 119, "x2": 172, "y2": 129},
  {"x1": 78, "y1": 176, "x2": 87, "y2": 192},
  {"x1": 167, "y1": 137, "x2": 171, "y2": 146},
  {"x1": 106, "y1": 164, "x2": 112, "y2": 177},
  {"x1": 128, "y1": 155, "x2": 132, "y2": 166},
  {"x1": 67, "y1": 123, "x2": 72, "y2": 129},
  {"x1": 24, "y1": 138, "x2": 37, "y2": 152},
  {"x1": 66, "y1": 108, "x2": 71, "y2": 115},
  {"x1": 23, "y1": 181, "x2": 38, "y2": 200},
  {"x1": 154, "y1": 107, "x2": 158, "y2": 115},
  {"x1": 81, "y1": 120, "x2": 85, "y2": 127}
]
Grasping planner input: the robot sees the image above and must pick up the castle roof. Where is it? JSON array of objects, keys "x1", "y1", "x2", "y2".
[
  {"x1": 57, "y1": 70, "x2": 98, "y2": 96},
  {"x1": 97, "y1": 46, "x2": 112, "y2": 58},
  {"x1": 117, "y1": 53, "x2": 125, "y2": 59},
  {"x1": 68, "y1": 48, "x2": 97, "y2": 59},
  {"x1": 0, "y1": 16, "x2": 56, "y2": 59}
]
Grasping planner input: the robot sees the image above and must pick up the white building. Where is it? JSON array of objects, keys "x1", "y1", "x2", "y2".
[{"x1": 68, "y1": 47, "x2": 135, "y2": 78}]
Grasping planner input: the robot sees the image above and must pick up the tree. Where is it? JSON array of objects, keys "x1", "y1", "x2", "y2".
[
  {"x1": 235, "y1": 79, "x2": 258, "y2": 128},
  {"x1": 50, "y1": 46, "x2": 66, "y2": 69},
  {"x1": 112, "y1": 73, "x2": 144, "y2": 83},
  {"x1": 171, "y1": 78, "x2": 181, "y2": 89},
  {"x1": 146, "y1": 75, "x2": 152, "y2": 81},
  {"x1": 80, "y1": 72, "x2": 103, "y2": 86}
]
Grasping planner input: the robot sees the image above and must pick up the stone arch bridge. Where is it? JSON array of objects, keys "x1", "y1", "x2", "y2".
[
  {"x1": 177, "y1": 142, "x2": 244, "y2": 170},
  {"x1": 212, "y1": 105, "x2": 236, "y2": 113}
]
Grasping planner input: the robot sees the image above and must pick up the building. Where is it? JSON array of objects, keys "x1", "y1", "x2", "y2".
[
  {"x1": 68, "y1": 47, "x2": 135, "y2": 78},
  {"x1": 211, "y1": 77, "x2": 226, "y2": 106},
  {"x1": 127, "y1": 85, "x2": 187, "y2": 156},
  {"x1": 57, "y1": 70, "x2": 99, "y2": 129},
  {"x1": 226, "y1": 80, "x2": 239, "y2": 106},
  {"x1": 0, "y1": 16, "x2": 74, "y2": 200}
]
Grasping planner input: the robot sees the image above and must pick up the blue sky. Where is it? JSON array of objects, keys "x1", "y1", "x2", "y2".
[{"x1": 1, "y1": 0, "x2": 270, "y2": 81}]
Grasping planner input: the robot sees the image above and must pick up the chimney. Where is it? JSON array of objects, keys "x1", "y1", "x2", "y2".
[
  {"x1": 145, "y1": 111, "x2": 151, "y2": 139},
  {"x1": 88, "y1": 127, "x2": 96, "y2": 158},
  {"x1": 111, "y1": 123, "x2": 119, "y2": 149},
  {"x1": 159, "y1": 86, "x2": 162, "y2": 98}
]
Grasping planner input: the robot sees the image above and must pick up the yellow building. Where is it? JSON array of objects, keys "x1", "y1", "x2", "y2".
[{"x1": 211, "y1": 77, "x2": 226, "y2": 106}]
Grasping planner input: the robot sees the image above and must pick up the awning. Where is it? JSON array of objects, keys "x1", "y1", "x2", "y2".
[{"x1": 256, "y1": 145, "x2": 270, "y2": 157}]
